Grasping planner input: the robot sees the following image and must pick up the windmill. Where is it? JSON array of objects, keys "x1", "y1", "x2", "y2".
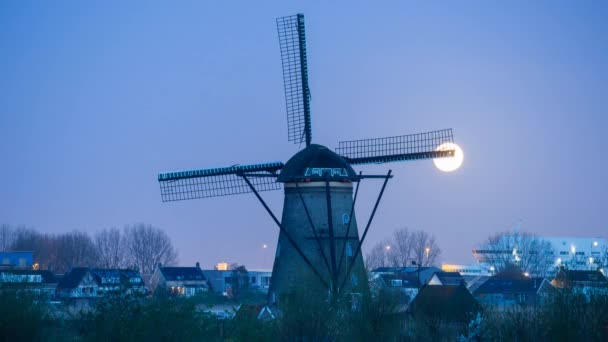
[{"x1": 157, "y1": 14, "x2": 456, "y2": 304}]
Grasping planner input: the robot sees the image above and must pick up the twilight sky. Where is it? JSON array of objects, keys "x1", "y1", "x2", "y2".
[{"x1": 1, "y1": 1, "x2": 607, "y2": 269}]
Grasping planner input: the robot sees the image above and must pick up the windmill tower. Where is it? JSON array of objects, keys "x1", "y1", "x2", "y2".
[{"x1": 157, "y1": 14, "x2": 456, "y2": 304}]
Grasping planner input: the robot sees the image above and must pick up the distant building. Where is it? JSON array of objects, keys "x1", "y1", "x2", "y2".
[
  {"x1": 215, "y1": 262, "x2": 229, "y2": 271},
  {"x1": 0, "y1": 251, "x2": 33, "y2": 269},
  {"x1": 0, "y1": 268, "x2": 58, "y2": 296},
  {"x1": 473, "y1": 236, "x2": 607, "y2": 274},
  {"x1": 202, "y1": 268, "x2": 272, "y2": 295},
  {"x1": 441, "y1": 263, "x2": 493, "y2": 276},
  {"x1": 150, "y1": 263, "x2": 209, "y2": 297}
]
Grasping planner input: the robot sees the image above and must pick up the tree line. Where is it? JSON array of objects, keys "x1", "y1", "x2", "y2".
[
  {"x1": 365, "y1": 227, "x2": 442, "y2": 270},
  {"x1": 0, "y1": 223, "x2": 177, "y2": 274}
]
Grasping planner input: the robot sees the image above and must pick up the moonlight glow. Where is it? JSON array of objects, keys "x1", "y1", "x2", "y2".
[{"x1": 433, "y1": 142, "x2": 464, "y2": 172}]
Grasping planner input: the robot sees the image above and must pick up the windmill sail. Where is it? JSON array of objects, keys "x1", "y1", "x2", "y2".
[
  {"x1": 336, "y1": 129, "x2": 455, "y2": 165},
  {"x1": 277, "y1": 14, "x2": 312, "y2": 146},
  {"x1": 158, "y1": 162, "x2": 283, "y2": 201}
]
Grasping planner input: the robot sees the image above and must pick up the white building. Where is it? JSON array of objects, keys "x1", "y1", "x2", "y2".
[{"x1": 473, "y1": 236, "x2": 607, "y2": 274}]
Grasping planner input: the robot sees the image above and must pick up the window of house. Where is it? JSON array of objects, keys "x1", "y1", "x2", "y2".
[
  {"x1": 2, "y1": 258, "x2": 9, "y2": 265},
  {"x1": 342, "y1": 214, "x2": 350, "y2": 225},
  {"x1": 262, "y1": 276, "x2": 270, "y2": 286},
  {"x1": 351, "y1": 274, "x2": 358, "y2": 286},
  {"x1": 559, "y1": 251, "x2": 568, "y2": 255},
  {"x1": 518, "y1": 293, "x2": 528, "y2": 303},
  {"x1": 18, "y1": 258, "x2": 26, "y2": 267},
  {"x1": 575, "y1": 251, "x2": 585, "y2": 255},
  {"x1": 346, "y1": 243, "x2": 353, "y2": 257},
  {"x1": 390, "y1": 279, "x2": 402, "y2": 287},
  {"x1": 251, "y1": 276, "x2": 257, "y2": 284}
]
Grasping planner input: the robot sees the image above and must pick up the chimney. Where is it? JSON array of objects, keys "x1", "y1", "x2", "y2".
[{"x1": 196, "y1": 262, "x2": 200, "y2": 269}]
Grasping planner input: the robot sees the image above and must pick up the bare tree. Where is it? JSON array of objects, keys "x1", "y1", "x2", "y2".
[
  {"x1": 366, "y1": 228, "x2": 442, "y2": 270},
  {"x1": 0, "y1": 224, "x2": 14, "y2": 252},
  {"x1": 410, "y1": 230, "x2": 441, "y2": 267},
  {"x1": 94, "y1": 228, "x2": 125, "y2": 269},
  {"x1": 478, "y1": 231, "x2": 554, "y2": 277},
  {"x1": 123, "y1": 223, "x2": 177, "y2": 274},
  {"x1": 55, "y1": 231, "x2": 99, "y2": 272},
  {"x1": 365, "y1": 239, "x2": 392, "y2": 271},
  {"x1": 388, "y1": 229, "x2": 414, "y2": 267}
]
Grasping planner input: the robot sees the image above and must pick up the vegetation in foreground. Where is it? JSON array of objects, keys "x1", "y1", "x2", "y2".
[{"x1": 1, "y1": 287, "x2": 607, "y2": 341}]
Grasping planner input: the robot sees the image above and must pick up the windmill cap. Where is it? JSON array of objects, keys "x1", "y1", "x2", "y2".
[{"x1": 277, "y1": 144, "x2": 358, "y2": 183}]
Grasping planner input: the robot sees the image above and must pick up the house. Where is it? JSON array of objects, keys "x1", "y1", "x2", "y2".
[
  {"x1": 57, "y1": 267, "x2": 99, "y2": 299},
  {"x1": 473, "y1": 275, "x2": 552, "y2": 307},
  {"x1": 409, "y1": 284, "x2": 480, "y2": 324},
  {"x1": 551, "y1": 268, "x2": 608, "y2": 290},
  {"x1": 90, "y1": 268, "x2": 147, "y2": 295},
  {"x1": 428, "y1": 271, "x2": 465, "y2": 286},
  {"x1": 202, "y1": 268, "x2": 272, "y2": 295},
  {"x1": 248, "y1": 269, "x2": 272, "y2": 293},
  {"x1": 119, "y1": 269, "x2": 147, "y2": 294},
  {"x1": 462, "y1": 275, "x2": 491, "y2": 293},
  {"x1": 370, "y1": 272, "x2": 420, "y2": 305},
  {"x1": 150, "y1": 263, "x2": 209, "y2": 297},
  {"x1": 0, "y1": 268, "x2": 58, "y2": 296},
  {"x1": 57, "y1": 267, "x2": 146, "y2": 299},
  {"x1": 371, "y1": 266, "x2": 442, "y2": 287},
  {"x1": 201, "y1": 269, "x2": 227, "y2": 294},
  {"x1": 0, "y1": 251, "x2": 33, "y2": 269}
]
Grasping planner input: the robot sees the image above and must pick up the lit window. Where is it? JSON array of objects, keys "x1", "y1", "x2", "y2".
[{"x1": 390, "y1": 279, "x2": 402, "y2": 287}]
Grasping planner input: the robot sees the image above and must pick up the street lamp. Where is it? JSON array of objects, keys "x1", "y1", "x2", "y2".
[
  {"x1": 425, "y1": 247, "x2": 430, "y2": 265},
  {"x1": 385, "y1": 245, "x2": 391, "y2": 251},
  {"x1": 262, "y1": 244, "x2": 268, "y2": 267}
]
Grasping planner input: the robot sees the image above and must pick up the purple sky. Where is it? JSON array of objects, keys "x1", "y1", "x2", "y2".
[{"x1": 1, "y1": 1, "x2": 607, "y2": 269}]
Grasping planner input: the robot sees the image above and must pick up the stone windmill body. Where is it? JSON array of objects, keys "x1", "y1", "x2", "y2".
[{"x1": 158, "y1": 14, "x2": 456, "y2": 304}]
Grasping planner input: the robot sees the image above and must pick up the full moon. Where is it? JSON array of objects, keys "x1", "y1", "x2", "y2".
[{"x1": 433, "y1": 142, "x2": 464, "y2": 172}]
